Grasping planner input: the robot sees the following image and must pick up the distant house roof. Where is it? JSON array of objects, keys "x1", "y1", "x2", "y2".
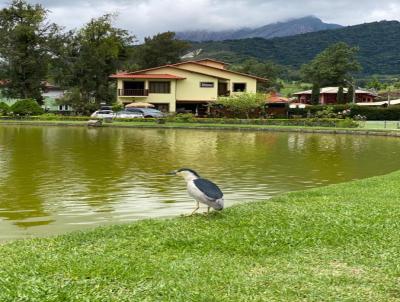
[
  {"x1": 357, "y1": 99, "x2": 400, "y2": 106},
  {"x1": 110, "y1": 73, "x2": 186, "y2": 80},
  {"x1": 293, "y1": 87, "x2": 377, "y2": 96},
  {"x1": 266, "y1": 91, "x2": 289, "y2": 103}
]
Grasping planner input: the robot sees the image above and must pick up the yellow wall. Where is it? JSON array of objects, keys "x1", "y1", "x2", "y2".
[
  {"x1": 176, "y1": 62, "x2": 258, "y2": 93},
  {"x1": 145, "y1": 67, "x2": 218, "y2": 102}
]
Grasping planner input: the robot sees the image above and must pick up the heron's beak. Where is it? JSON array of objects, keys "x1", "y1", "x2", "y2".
[{"x1": 166, "y1": 170, "x2": 177, "y2": 176}]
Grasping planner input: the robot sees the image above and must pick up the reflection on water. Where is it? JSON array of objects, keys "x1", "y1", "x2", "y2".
[{"x1": 1, "y1": 125, "x2": 400, "y2": 240}]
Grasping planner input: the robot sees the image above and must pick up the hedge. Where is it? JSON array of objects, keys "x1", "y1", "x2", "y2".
[
  {"x1": 289, "y1": 104, "x2": 400, "y2": 121},
  {"x1": 0, "y1": 115, "x2": 358, "y2": 128}
]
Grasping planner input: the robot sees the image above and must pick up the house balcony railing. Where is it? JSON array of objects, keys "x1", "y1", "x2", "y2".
[{"x1": 118, "y1": 89, "x2": 149, "y2": 96}]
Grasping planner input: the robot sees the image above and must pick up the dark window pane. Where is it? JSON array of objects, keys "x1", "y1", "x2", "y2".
[
  {"x1": 233, "y1": 83, "x2": 246, "y2": 92},
  {"x1": 149, "y1": 81, "x2": 170, "y2": 94}
]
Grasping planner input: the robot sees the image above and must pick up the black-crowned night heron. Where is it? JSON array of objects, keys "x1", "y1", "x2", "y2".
[{"x1": 168, "y1": 168, "x2": 224, "y2": 215}]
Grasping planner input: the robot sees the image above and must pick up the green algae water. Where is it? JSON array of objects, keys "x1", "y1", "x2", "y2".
[{"x1": 1, "y1": 125, "x2": 400, "y2": 240}]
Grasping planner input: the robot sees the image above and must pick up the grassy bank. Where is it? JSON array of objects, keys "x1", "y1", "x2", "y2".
[{"x1": 1, "y1": 171, "x2": 400, "y2": 301}]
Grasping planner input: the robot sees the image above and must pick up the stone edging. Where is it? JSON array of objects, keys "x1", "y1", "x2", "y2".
[{"x1": 1, "y1": 120, "x2": 400, "y2": 137}]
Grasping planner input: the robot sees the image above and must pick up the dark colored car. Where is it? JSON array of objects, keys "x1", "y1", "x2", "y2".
[{"x1": 126, "y1": 108, "x2": 165, "y2": 118}]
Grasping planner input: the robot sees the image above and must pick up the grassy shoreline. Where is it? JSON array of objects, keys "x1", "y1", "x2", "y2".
[
  {"x1": 1, "y1": 119, "x2": 400, "y2": 137},
  {"x1": 1, "y1": 171, "x2": 400, "y2": 300}
]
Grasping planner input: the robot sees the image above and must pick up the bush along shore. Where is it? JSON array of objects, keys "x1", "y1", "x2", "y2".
[
  {"x1": 1, "y1": 170, "x2": 400, "y2": 301},
  {"x1": 0, "y1": 114, "x2": 359, "y2": 128}
]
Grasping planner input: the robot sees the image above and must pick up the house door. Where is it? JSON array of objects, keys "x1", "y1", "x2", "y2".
[{"x1": 218, "y1": 83, "x2": 228, "y2": 96}]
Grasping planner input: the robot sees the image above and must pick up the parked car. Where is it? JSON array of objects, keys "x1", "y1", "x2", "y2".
[
  {"x1": 125, "y1": 108, "x2": 165, "y2": 118},
  {"x1": 115, "y1": 110, "x2": 144, "y2": 119},
  {"x1": 90, "y1": 110, "x2": 115, "y2": 118}
]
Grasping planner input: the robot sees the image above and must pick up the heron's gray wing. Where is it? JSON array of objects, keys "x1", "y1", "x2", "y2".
[{"x1": 194, "y1": 178, "x2": 223, "y2": 200}]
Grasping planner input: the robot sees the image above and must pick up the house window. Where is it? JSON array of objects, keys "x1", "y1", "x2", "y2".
[
  {"x1": 149, "y1": 81, "x2": 170, "y2": 94},
  {"x1": 64, "y1": 105, "x2": 69, "y2": 111},
  {"x1": 200, "y1": 82, "x2": 214, "y2": 88},
  {"x1": 59, "y1": 105, "x2": 63, "y2": 111},
  {"x1": 233, "y1": 83, "x2": 247, "y2": 92}
]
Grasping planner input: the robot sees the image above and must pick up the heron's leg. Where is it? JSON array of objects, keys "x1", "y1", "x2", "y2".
[{"x1": 188, "y1": 201, "x2": 200, "y2": 216}]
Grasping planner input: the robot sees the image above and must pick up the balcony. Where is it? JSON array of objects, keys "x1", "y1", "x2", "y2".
[{"x1": 118, "y1": 89, "x2": 149, "y2": 97}]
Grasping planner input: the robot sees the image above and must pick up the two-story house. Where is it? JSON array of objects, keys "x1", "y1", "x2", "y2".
[{"x1": 110, "y1": 59, "x2": 267, "y2": 115}]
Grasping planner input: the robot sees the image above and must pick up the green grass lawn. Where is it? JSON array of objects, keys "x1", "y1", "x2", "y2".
[{"x1": 1, "y1": 171, "x2": 400, "y2": 301}]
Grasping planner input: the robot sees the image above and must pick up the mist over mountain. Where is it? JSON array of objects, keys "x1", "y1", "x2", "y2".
[
  {"x1": 191, "y1": 20, "x2": 400, "y2": 76},
  {"x1": 176, "y1": 16, "x2": 343, "y2": 42}
]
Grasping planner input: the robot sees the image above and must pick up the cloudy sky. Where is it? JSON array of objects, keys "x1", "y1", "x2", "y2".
[{"x1": 1, "y1": 0, "x2": 400, "y2": 39}]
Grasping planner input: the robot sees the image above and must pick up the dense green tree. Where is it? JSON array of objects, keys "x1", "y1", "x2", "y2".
[
  {"x1": 63, "y1": 14, "x2": 134, "y2": 110},
  {"x1": 0, "y1": 102, "x2": 9, "y2": 115},
  {"x1": 337, "y1": 86, "x2": 345, "y2": 104},
  {"x1": 366, "y1": 77, "x2": 385, "y2": 91},
  {"x1": 300, "y1": 42, "x2": 361, "y2": 87},
  {"x1": 0, "y1": 0, "x2": 62, "y2": 103},
  {"x1": 346, "y1": 85, "x2": 354, "y2": 103},
  {"x1": 136, "y1": 32, "x2": 191, "y2": 69},
  {"x1": 311, "y1": 84, "x2": 320, "y2": 105}
]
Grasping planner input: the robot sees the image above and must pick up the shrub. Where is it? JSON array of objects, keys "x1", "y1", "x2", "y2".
[
  {"x1": 0, "y1": 102, "x2": 9, "y2": 115},
  {"x1": 216, "y1": 93, "x2": 266, "y2": 118},
  {"x1": 10, "y1": 99, "x2": 44, "y2": 116},
  {"x1": 337, "y1": 118, "x2": 359, "y2": 128},
  {"x1": 170, "y1": 113, "x2": 195, "y2": 122},
  {"x1": 112, "y1": 103, "x2": 123, "y2": 112}
]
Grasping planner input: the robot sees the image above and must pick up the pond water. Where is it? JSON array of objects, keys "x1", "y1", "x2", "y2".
[{"x1": 1, "y1": 125, "x2": 400, "y2": 241}]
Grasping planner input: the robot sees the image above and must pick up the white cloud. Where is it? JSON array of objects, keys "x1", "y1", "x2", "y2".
[{"x1": 0, "y1": 0, "x2": 399, "y2": 38}]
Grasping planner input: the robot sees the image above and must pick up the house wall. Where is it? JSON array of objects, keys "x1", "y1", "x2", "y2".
[
  {"x1": 176, "y1": 62, "x2": 258, "y2": 93},
  {"x1": 145, "y1": 67, "x2": 219, "y2": 102}
]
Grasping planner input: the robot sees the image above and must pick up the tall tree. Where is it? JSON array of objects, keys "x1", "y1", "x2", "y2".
[
  {"x1": 346, "y1": 85, "x2": 354, "y2": 103},
  {"x1": 64, "y1": 14, "x2": 134, "y2": 110},
  {"x1": 337, "y1": 86, "x2": 345, "y2": 104},
  {"x1": 0, "y1": 0, "x2": 62, "y2": 103},
  {"x1": 300, "y1": 42, "x2": 361, "y2": 87},
  {"x1": 137, "y1": 32, "x2": 190, "y2": 69},
  {"x1": 311, "y1": 84, "x2": 320, "y2": 105}
]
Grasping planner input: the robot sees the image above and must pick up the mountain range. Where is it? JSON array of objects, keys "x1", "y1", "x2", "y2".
[
  {"x1": 176, "y1": 16, "x2": 342, "y2": 42},
  {"x1": 188, "y1": 20, "x2": 400, "y2": 76}
]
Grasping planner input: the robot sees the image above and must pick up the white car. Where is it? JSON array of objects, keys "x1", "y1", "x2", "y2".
[
  {"x1": 115, "y1": 110, "x2": 144, "y2": 119},
  {"x1": 91, "y1": 110, "x2": 115, "y2": 118}
]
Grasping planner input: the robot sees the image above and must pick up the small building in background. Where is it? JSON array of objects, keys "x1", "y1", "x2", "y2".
[
  {"x1": 265, "y1": 91, "x2": 289, "y2": 117},
  {"x1": 41, "y1": 82, "x2": 73, "y2": 114},
  {"x1": 293, "y1": 87, "x2": 377, "y2": 105},
  {"x1": 0, "y1": 81, "x2": 73, "y2": 114}
]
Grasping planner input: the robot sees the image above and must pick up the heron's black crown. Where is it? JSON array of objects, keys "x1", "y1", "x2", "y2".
[{"x1": 177, "y1": 168, "x2": 200, "y2": 177}]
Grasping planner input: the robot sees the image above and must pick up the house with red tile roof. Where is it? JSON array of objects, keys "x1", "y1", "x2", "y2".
[{"x1": 110, "y1": 59, "x2": 267, "y2": 114}]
